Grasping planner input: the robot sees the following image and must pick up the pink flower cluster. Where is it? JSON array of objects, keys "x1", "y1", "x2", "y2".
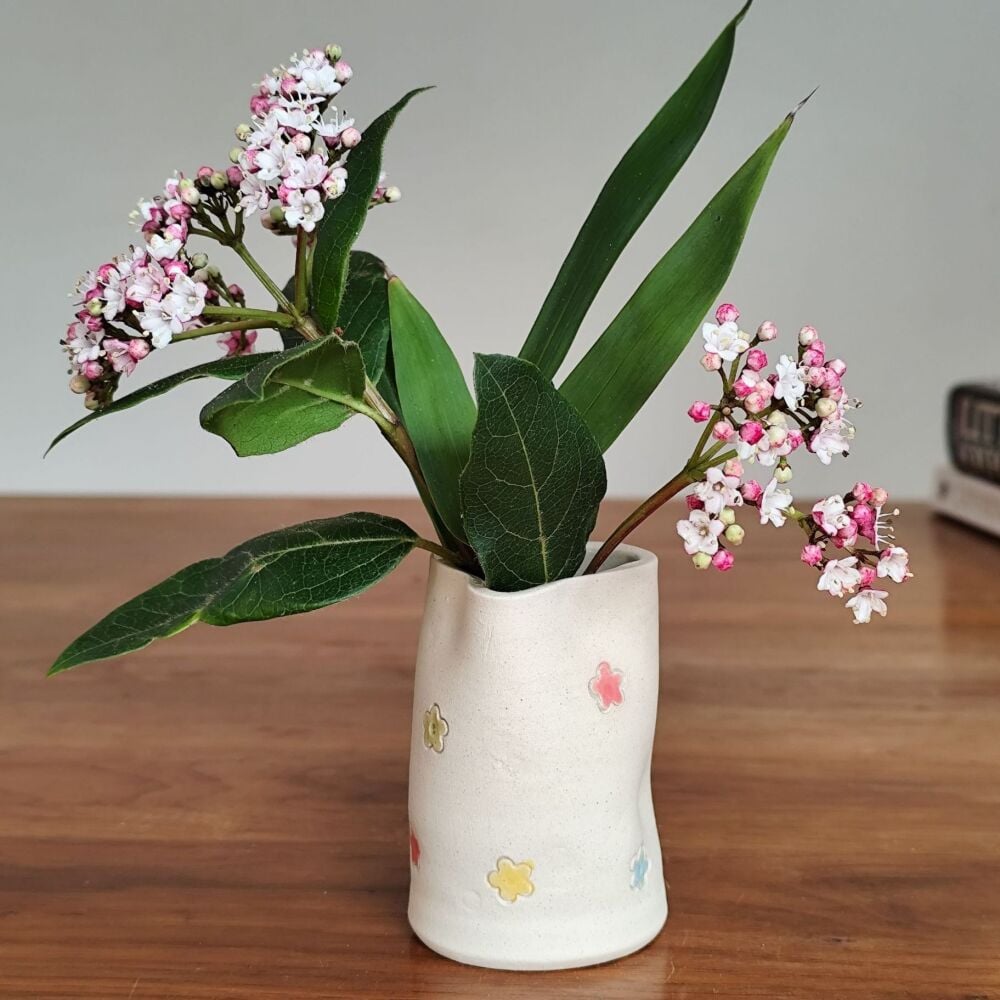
[
  {"x1": 63, "y1": 175, "x2": 241, "y2": 408},
  {"x1": 691, "y1": 303, "x2": 856, "y2": 467},
  {"x1": 676, "y1": 304, "x2": 912, "y2": 622},
  {"x1": 231, "y1": 46, "x2": 397, "y2": 232},
  {"x1": 800, "y1": 485, "x2": 910, "y2": 622}
]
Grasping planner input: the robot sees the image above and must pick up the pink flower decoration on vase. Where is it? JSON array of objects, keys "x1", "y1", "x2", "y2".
[{"x1": 589, "y1": 661, "x2": 624, "y2": 712}]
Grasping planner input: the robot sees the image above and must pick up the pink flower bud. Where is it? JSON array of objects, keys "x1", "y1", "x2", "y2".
[
  {"x1": 835, "y1": 521, "x2": 859, "y2": 548},
  {"x1": 84, "y1": 315, "x2": 104, "y2": 333},
  {"x1": 127, "y1": 338, "x2": 151, "y2": 361},
  {"x1": 744, "y1": 391, "x2": 768, "y2": 414},
  {"x1": 334, "y1": 60, "x2": 353, "y2": 83},
  {"x1": 82, "y1": 360, "x2": 104, "y2": 380},
  {"x1": 197, "y1": 165, "x2": 214, "y2": 181},
  {"x1": 871, "y1": 487, "x2": 889, "y2": 506},
  {"x1": 228, "y1": 283, "x2": 245, "y2": 300},
  {"x1": 859, "y1": 566, "x2": 877, "y2": 588},
  {"x1": 822, "y1": 368, "x2": 842, "y2": 391},
  {"x1": 741, "y1": 480, "x2": 763, "y2": 503},
  {"x1": 799, "y1": 325, "x2": 819, "y2": 346},
  {"x1": 712, "y1": 549, "x2": 735, "y2": 572},
  {"x1": 741, "y1": 421, "x2": 765, "y2": 445},
  {"x1": 340, "y1": 126, "x2": 362, "y2": 148},
  {"x1": 852, "y1": 482, "x2": 873, "y2": 503},
  {"x1": 828, "y1": 358, "x2": 847, "y2": 377},
  {"x1": 715, "y1": 302, "x2": 740, "y2": 324},
  {"x1": 851, "y1": 503, "x2": 875, "y2": 529},
  {"x1": 163, "y1": 259, "x2": 189, "y2": 279},
  {"x1": 756, "y1": 320, "x2": 778, "y2": 341},
  {"x1": 745, "y1": 347, "x2": 768, "y2": 372},
  {"x1": 733, "y1": 375, "x2": 754, "y2": 400},
  {"x1": 687, "y1": 401, "x2": 712, "y2": 422},
  {"x1": 805, "y1": 365, "x2": 825, "y2": 388},
  {"x1": 801, "y1": 544, "x2": 824, "y2": 566},
  {"x1": 291, "y1": 132, "x2": 312, "y2": 153},
  {"x1": 802, "y1": 347, "x2": 825, "y2": 368},
  {"x1": 226, "y1": 165, "x2": 244, "y2": 186},
  {"x1": 685, "y1": 494, "x2": 704, "y2": 511},
  {"x1": 786, "y1": 429, "x2": 804, "y2": 451},
  {"x1": 723, "y1": 458, "x2": 744, "y2": 478},
  {"x1": 96, "y1": 263, "x2": 117, "y2": 284},
  {"x1": 168, "y1": 202, "x2": 192, "y2": 220},
  {"x1": 277, "y1": 182, "x2": 293, "y2": 204},
  {"x1": 767, "y1": 425, "x2": 788, "y2": 447},
  {"x1": 712, "y1": 419, "x2": 734, "y2": 442}
]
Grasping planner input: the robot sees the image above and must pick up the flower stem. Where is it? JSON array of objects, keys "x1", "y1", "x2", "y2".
[
  {"x1": 173, "y1": 318, "x2": 277, "y2": 342},
  {"x1": 293, "y1": 233, "x2": 310, "y2": 314},
  {"x1": 202, "y1": 305, "x2": 295, "y2": 326},
  {"x1": 231, "y1": 240, "x2": 296, "y2": 315}
]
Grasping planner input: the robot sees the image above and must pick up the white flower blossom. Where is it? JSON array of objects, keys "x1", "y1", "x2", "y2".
[
  {"x1": 810, "y1": 419, "x2": 852, "y2": 465},
  {"x1": 284, "y1": 188, "x2": 325, "y2": 231},
  {"x1": 758, "y1": 477, "x2": 794, "y2": 527},
  {"x1": 812, "y1": 495, "x2": 850, "y2": 536},
  {"x1": 694, "y1": 466, "x2": 743, "y2": 516},
  {"x1": 676, "y1": 509, "x2": 724, "y2": 556},
  {"x1": 845, "y1": 588, "x2": 888, "y2": 624},
  {"x1": 877, "y1": 546, "x2": 911, "y2": 583},
  {"x1": 817, "y1": 557, "x2": 862, "y2": 598},
  {"x1": 773, "y1": 354, "x2": 806, "y2": 405},
  {"x1": 701, "y1": 320, "x2": 750, "y2": 362}
]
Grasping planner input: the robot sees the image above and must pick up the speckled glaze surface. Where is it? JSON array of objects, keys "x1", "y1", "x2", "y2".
[{"x1": 407, "y1": 543, "x2": 667, "y2": 971}]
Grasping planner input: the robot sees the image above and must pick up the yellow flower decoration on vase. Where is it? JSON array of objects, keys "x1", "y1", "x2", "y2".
[
  {"x1": 487, "y1": 856, "x2": 535, "y2": 903},
  {"x1": 422, "y1": 703, "x2": 449, "y2": 753}
]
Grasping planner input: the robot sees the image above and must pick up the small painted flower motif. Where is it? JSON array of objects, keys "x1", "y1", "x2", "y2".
[
  {"x1": 409, "y1": 829, "x2": 420, "y2": 867},
  {"x1": 630, "y1": 844, "x2": 649, "y2": 890},
  {"x1": 589, "y1": 661, "x2": 625, "y2": 711},
  {"x1": 487, "y1": 857, "x2": 535, "y2": 903},
  {"x1": 422, "y1": 703, "x2": 449, "y2": 753}
]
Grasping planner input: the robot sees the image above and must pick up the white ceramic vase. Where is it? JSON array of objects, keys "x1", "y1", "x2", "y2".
[{"x1": 407, "y1": 543, "x2": 667, "y2": 971}]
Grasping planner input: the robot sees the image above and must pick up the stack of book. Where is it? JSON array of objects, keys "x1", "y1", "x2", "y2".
[{"x1": 935, "y1": 383, "x2": 1000, "y2": 537}]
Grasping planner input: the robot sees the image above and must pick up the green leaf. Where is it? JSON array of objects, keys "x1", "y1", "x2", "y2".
[
  {"x1": 519, "y1": 1, "x2": 752, "y2": 378},
  {"x1": 46, "y1": 353, "x2": 276, "y2": 454},
  {"x1": 200, "y1": 336, "x2": 367, "y2": 457},
  {"x1": 388, "y1": 277, "x2": 476, "y2": 542},
  {"x1": 280, "y1": 251, "x2": 392, "y2": 369},
  {"x1": 310, "y1": 89, "x2": 430, "y2": 332},
  {"x1": 336, "y1": 251, "x2": 391, "y2": 383},
  {"x1": 460, "y1": 354, "x2": 607, "y2": 592},
  {"x1": 560, "y1": 106, "x2": 800, "y2": 452},
  {"x1": 50, "y1": 513, "x2": 417, "y2": 673}
]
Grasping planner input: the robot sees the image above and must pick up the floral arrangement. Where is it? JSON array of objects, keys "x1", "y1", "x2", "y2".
[{"x1": 48, "y1": 6, "x2": 910, "y2": 674}]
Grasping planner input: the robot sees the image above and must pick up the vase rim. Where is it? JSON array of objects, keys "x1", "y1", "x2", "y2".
[{"x1": 430, "y1": 541, "x2": 657, "y2": 601}]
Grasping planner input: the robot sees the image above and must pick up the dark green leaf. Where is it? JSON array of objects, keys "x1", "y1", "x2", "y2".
[
  {"x1": 50, "y1": 513, "x2": 417, "y2": 673},
  {"x1": 336, "y1": 251, "x2": 391, "y2": 383},
  {"x1": 46, "y1": 353, "x2": 276, "y2": 454},
  {"x1": 388, "y1": 277, "x2": 476, "y2": 542},
  {"x1": 310, "y1": 89, "x2": 430, "y2": 332},
  {"x1": 460, "y1": 354, "x2": 607, "y2": 592},
  {"x1": 560, "y1": 107, "x2": 799, "y2": 452},
  {"x1": 519, "y1": 1, "x2": 751, "y2": 378},
  {"x1": 200, "y1": 336, "x2": 367, "y2": 457}
]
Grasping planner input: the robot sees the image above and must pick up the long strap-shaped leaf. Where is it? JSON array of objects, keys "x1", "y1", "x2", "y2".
[
  {"x1": 560, "y1": 104, "x2": 803, "y2": 452},
  {"x1": 310, "y1": 88, "x2": 430, "y2": 332},
  {"x1": 519, "y1": 1, "x2": 752, "y2": 379},
  {"x1": 46, "y1": 353, "x2": 277, "y2": 454},
  {"x1": 388, "y1": 277, "x2": 476, "y2": 543},
  {"x1": 49, "y1": 513, "x2": 418, "y2": 673}
]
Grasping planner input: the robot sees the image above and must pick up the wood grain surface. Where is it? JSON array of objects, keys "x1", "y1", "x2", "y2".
[{"x1": 1, "y1": 497, "x2": 997, "y2": 999}]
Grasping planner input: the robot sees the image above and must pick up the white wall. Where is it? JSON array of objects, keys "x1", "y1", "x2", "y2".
[{"x1": 4, "y1": 0, "x2": 998, "y2": 499}]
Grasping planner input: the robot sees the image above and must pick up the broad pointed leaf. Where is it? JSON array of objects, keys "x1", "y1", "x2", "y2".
[
  {"x1": 50, "y1": 513, "x2": 417, "y2": 673},
  {"x1": 388, "y1": 277, "x2": 476, "y2": 542},
  {"x1": 46, "y1": 353, "x2": 277, "y2": 454},
  {"x1": 560, "y1": 107, "x2": 799, "y2": 452},
  {"x1": 519, "y1": 1, "x2": 752, "y2": 378},
  {"x1": 200, "y1": 336, "x2": 367, "y2": 457},
  {"x1": 460, "y1": 354, "x2": 607, "y2": 592},
  {"x1": 310, "y1": 89, "x2": 430, "y2": 332}
]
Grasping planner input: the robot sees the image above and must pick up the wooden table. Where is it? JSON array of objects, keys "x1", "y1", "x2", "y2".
[{"x1": 1, "y1": 498, "x2": 998, "y2": 999}]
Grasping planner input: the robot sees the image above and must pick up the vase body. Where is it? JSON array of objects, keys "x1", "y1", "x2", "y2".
[{"x1": 407, "y1": 544, "x2": 667, "y2": 971}]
